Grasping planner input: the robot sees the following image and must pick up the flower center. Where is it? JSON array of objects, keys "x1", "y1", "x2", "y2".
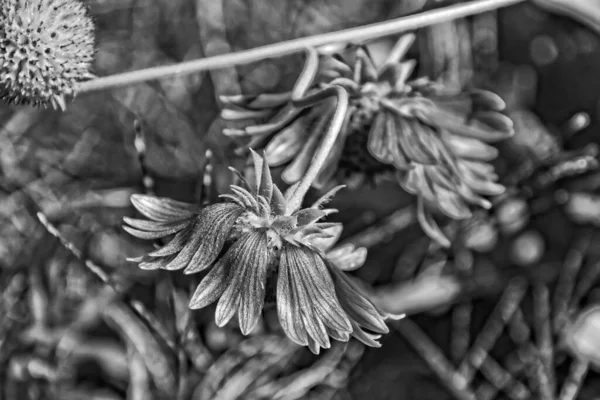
[{"x1": 338, "y1": 90, "x2": 395, "y2": 179}]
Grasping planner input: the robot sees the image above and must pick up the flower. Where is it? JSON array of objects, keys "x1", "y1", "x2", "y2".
[
  {"x1": 124, "y1": 151, "x2": 388, "y2": 354},
  {"x1": 221, "y1": 34, "x2": 514, "y2": 246},
  {"x1": 0, "y1": 0, "x2": 95, "y2": 109}
]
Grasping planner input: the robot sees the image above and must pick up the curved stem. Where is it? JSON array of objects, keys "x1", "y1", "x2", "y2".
[
  {"x1": 291, "y1": 48, "x2": 319, "y2": 100},
  {"x1": 75, "y1": 0, "x2": 525, "y2": 94},
  {"x1": 287, "y1": 86, "x2": 349, "y2": 212}
]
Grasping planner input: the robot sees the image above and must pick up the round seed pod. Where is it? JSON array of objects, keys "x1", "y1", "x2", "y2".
[
  {"x1": 0, "y1": 0, "x2": 95, "y2": 109},
  {"x1": 462, "y1": 217, "x2": 498, "y2": 253},
  {"x1": 496, "y1": 196, "x2": 529, "y2": 235},
  {"x1": 510, "y1": 230, "x2": 545, "y2": 267},
  {"x1": 565, "y1": 305, "x2": 600, "y2": 369}
]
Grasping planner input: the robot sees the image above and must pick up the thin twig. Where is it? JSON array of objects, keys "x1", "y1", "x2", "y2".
[
  {"x1": 393, "y1": 319, "x2": 477, "y2": 400},
  {"x1": 533, "y1": 284, "x2": 556, "y2": 397},
  {"x1": 76, "y1": 0, "x2": 526, "y2": 94},
  {"x1": 557, "y1": 360, "x2": 589, "y2": 400},
  {"x1": 507, "y1": 308, "x2": 555, "y2": 400},
  {"x1": 510, "y1": 343, "x2": 556, "y2": 400},
  {"x1": 570, "y1": 260, "x2": 600, "y2": 310},
  {"x1": 456, "y1": 302, "x2": 532, "y2": 400},
  {"x1": 451, "y1": 249, "x2": 474, "y2": 364},
  {"x1": 553, "y1": 230, "x2": 593, "y2": 333},
  {"x1": 475, "y1": 355, "x2": 531, "y2": 400},
  {"x1": 508, "y1": 308, "x2": 530, "y2": 345},
  {"x1": 451, "y1": 303, "x2": 472, "y2": 363},
  {"x1": 457, "y1": 278, "x2": 528, "y2": 384}
]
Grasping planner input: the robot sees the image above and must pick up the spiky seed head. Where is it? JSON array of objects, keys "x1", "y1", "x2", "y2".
[{"x1": 0, "y1": 0, "x2": 95, "y2": 110}]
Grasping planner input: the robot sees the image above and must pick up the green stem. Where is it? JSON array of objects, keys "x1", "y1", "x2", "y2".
[
  {"x1": 287, "y1": 86, "x2": 349, "y2": 213},
  {"x1": 76, "y1": 0, "x2": 525, "y2": 94}
]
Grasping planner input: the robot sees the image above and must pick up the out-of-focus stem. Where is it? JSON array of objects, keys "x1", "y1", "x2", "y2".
[
  {"x1": 533, "y1": 284, "x2": 556, "y2": 397},
  {"x1": 341, "y1": 205, "x2": 417, "y2": 249},
  {"x1": 457, "y1": 278, "x2": 528, "y2": 384},
  {"x1": 394, "y1": 318, "x2": 478, "y2": 400},
  {"x1": 286, "y1": 86, "x2": 348, "y2": 213},
  {"x1": 558, "y1": 360, "x2": 588, "y2": 400},
  {"x1": 76, "y1": 0, "x2": 526, "y2": 94}
]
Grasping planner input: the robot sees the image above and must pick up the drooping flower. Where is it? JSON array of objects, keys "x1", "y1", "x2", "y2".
[
  {"x1": 0, "y1": 0, "x2": 95, "y2": 109},
  {"x1": 124, "y1": 151, "x2": 388, "y2": 354},
  {"x1": 221, "y1": 33, "x2": 514, "y2": 247}
]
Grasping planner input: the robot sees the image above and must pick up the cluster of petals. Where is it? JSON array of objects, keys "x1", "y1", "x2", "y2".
[
  {"x1": 220, "y1": 33, "x2": 514, "y2": 246},
  {"x1": 124, "y1": 151, "x2": 388, "y2": 354}
]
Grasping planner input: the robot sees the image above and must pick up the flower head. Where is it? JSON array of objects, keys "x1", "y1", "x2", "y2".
[
  {"x1": 124, "y1": 151, "x2": 388, "y2": 354},
  {"x1": 0, "y1": 0, "x2": 95, "y2": 109},
  {"x1": 221, "y1": 34, "x2": 514, "y2": 246}
]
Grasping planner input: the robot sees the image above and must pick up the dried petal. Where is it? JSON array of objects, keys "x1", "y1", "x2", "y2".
[
  {"x1": 160, "y1": 203, "x2": 242, "y2": 273},
  {"x1": 286, "y1": 251, "x2": 330, "y2": 351},
  {"x1": 277, "y1": 249, "x2": 309, "y2": 346},
  {"x1": 470, "y1": 88, "x2": 506, "y2": 111},
  {"x1": 349, "y1": 321, "x2": 383, "y2": 348},
  {"x1": 366, "y1": 111, "x2": 391, "y2": 163},
  {"x1": 442, "y1": 130, "x2": 499, "y2": 161},
  {"x1": 249, "y1": 149, "x2": 264, "y2": 195},
  {"x1": 244, "y1": 105, "x2": 304, "y2": 136},
  {"x1": 314, "y1": 113, "x2": 351, "y2": 188},
  {"x1": 472, "y1": 110, "x2": 515, "y2": 136},
  {"x1": 230, "y1": 185, "x2": 259, "y2": 212},
  {"x1": 327, "y1": 264, "x2": 388, "y2": 337},
  {"x1": 327, "y1": 244, "x2": 367, "y2": 271},
  {"x1": 311, "y1": 185, "x2": 345, "y2": 210},
  {"x1": 148, "y1": 226, "x2": 194, "y2": 257},
  {"x1": 303, "y1": 251, "x2": 353, "y2": 333},
  {"x1": 123, "y1": 219, "x2": 190, "y2": 240},
  {"x1": 215, "y1": 231, "x2": 268, "y2": 331},
  {"x1": 130, "y1": 194, "x2": 196, "y2": 222},
  {"x1": 417, "y1": 197, "x2": 451, "y2": 248},
  {"x1": 258, "y1": 151, "x2": 273, "y2": 203},
  {"x1": 189, "y1": 257, "x2": 231, "y2": 310},
  {"x1": 433, "y1": 184, "x2": 472, "y2": 220},
  {"x1": 428, "y1": 104, "x2": 513, "y2": 142},
  {"x1": 295, "y1": 208, "x2": 327, "y2": 226},
  {"x1": 265, "y1": 116, "x2": 311, "y2": 166},
  {"x1": 397, "y1": 117, "x2": 437, "y2": 165},
  {"x1": 238, "y1": 234, "x2": 269, "y2": 335},
  {"x1": 310, "y1": 224, "x2": 344, "y2": 252},
  {"x1": 282, "y1": 104, "x2": 334, "y2": 184},
  {"x1": 386, "y1": 113, "x2": 412, "y2": 169},
  {"x1": 270, "y1": 184, "x2": 287, "y2": 215},
  {"x1": 279, "y1": 245, "x2": 356, "y2": 353}
]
